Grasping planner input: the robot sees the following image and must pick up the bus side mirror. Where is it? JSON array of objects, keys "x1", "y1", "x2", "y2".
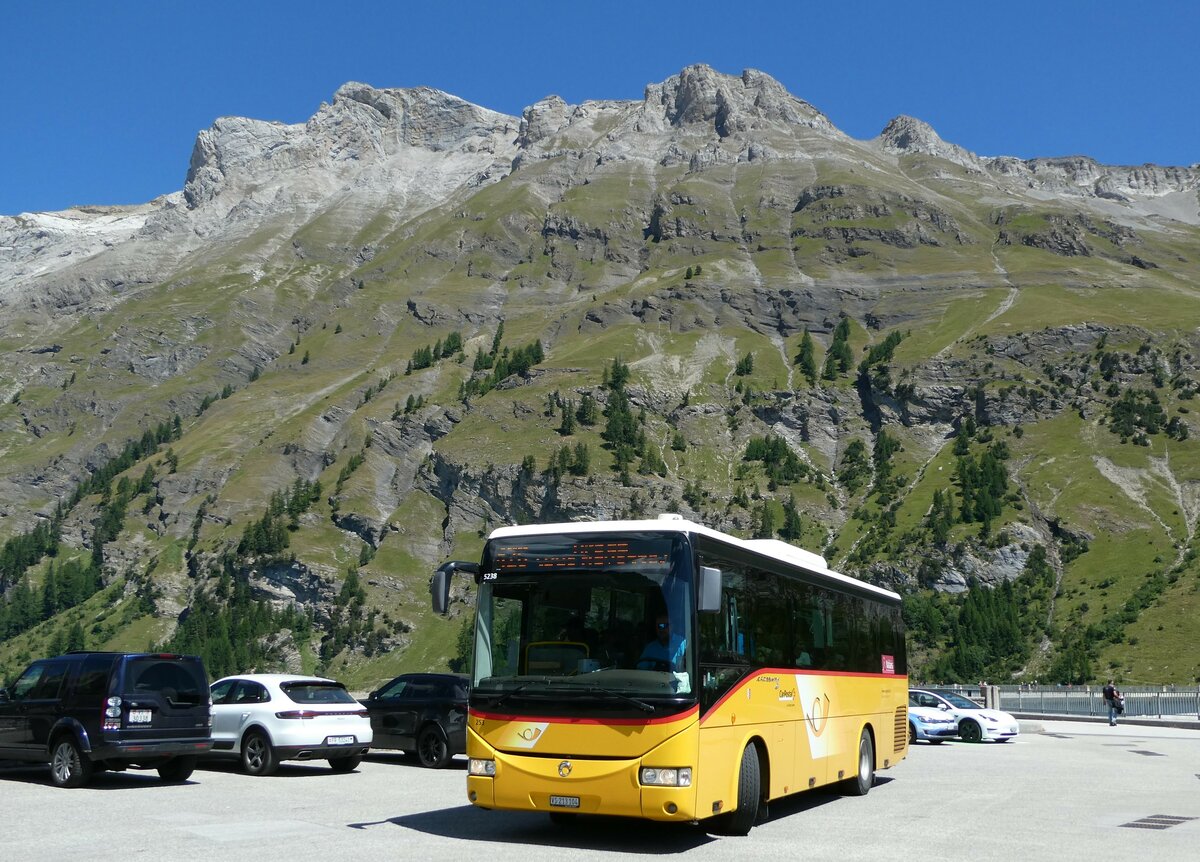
[
  {"x1": 431, "y1": 561, "x2": 480, "y2": 615},
  {"x1": 698, "y1": 566, "x2": 722, "y2": 613}
]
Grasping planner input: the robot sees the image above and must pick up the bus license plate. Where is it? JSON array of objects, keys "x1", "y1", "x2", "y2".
[
  {"x1": 129, "y1": 709, "x2": 152, "y2": 723},
  {"x1": 549, "y1": 796, "x2": 580, "y2": 808},
  {"x1": 326, "y1": 736, "x2": 355, "y2": 745}
]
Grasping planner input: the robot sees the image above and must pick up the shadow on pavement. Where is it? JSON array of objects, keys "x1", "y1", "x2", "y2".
[
  {"x1": 196, "y1": 758, "x2": 358, "y2": 779},
  {"x1": 363, "y1": 751, "x2": 468, "y2": 770},
  {"x1": 349, "y1": 804, "x2": 713, "y2": 853},
  {"x1": 0, "y1": 761, "x2": 197, "y2": 790},
  {"x1": 348, "y1": 777, "x2": 894, "y2": 850}
]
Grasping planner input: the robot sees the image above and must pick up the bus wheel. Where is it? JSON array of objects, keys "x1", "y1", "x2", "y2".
[
  {"x1": 842, "y1": 729, "x2": 874, "y2": 796},
  {"x1": 714, "y1": 744, "x2": 761, "y2": 836}
]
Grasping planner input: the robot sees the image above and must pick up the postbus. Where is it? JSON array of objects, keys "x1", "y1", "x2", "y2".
[{"x1": 430, "y1": 514, "x2": 908, "y2": 834}]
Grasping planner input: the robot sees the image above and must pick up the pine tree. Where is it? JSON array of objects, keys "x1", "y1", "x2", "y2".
[
  {"x1": 570, "y1": 443, "x2": 591, "y2": 476},
  {"x1": 66, "y1": 620, "x2": 86, "y2": 651},
  {"x1": 754, "y1": 502, "x2": 777, "y2": 539},
  {"x1": 42, "y1": 565, "x2": 59, "y2": 617},
  {"x1": 780, "y1": 495, "x2": 804, "y2": 540},
  {"x1": 796, "y1": 330, "x2": 817, "y2": 385},
  {"x1": 558, "y1": 401, "x2": 576, "y2": 436},
  {"x1": 577, "y1": 393, "x2": 599, "y2": 426}
]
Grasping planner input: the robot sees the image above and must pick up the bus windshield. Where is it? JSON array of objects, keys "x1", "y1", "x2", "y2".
[{"x1": 473, "y1": 532, "x2": 694, "y2": 707}]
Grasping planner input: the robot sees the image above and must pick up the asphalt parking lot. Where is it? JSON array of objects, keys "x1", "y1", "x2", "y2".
[{"x1": 1, "y1": 721, "x2": 1196, "y2": 862}]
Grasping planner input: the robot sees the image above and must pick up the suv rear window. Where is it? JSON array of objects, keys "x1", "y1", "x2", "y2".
[
  {"x1": 281, "y1": 681, "x2": 357, "y2": 704},
  {"x1": 126, "y1": 657, "x2": 207, "y2": 706}
]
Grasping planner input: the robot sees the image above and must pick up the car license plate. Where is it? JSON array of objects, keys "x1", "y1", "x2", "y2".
[
  {"x1": 326, "y1": 735, "x2": 355, "y2": 745},
  {"x1": 129, "y1": 709, "x2": 152, "y2": 723},
  {"x1": 549, "y1": 796, "x2": 580, "y2": 809}
]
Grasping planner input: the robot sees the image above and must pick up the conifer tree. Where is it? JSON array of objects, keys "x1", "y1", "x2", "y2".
[{"x1": 796, "y1": 329, "x2": 817, "y2": 385}]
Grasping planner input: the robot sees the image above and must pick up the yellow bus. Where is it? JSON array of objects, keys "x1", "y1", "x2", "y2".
[{"x1": 431, "y1": 515, "x2": 908, "y2": 835}]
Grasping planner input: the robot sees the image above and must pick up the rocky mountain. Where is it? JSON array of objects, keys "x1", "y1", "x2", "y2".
[{"x1": 2, "y1": 64, "x2": 1199, "y2": 686}]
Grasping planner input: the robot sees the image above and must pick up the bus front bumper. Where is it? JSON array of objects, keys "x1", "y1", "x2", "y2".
[{"x1": 467, "y1": 750, "x2": 698, "y2": 822}]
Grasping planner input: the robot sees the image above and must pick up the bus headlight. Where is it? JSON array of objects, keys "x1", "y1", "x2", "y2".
[
  {"x1": 640, "y1": 767, "x2": 692, "y2": 787},
  {"x1": 468, "y1": 758, "x2": 496, "y2": 776}
]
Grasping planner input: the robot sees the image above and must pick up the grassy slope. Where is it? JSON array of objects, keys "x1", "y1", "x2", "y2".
[{"x1": 4, "y1": 144, "x2": 1200, "y2": 685}]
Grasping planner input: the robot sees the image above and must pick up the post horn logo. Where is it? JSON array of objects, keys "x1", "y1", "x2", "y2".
[
  {"x1": 558, "y1": 760, "x2": 573, "y2": 777},
  {"x1": 809, "y1": 693, "x2": 831, "y2": 736},
  {"x1": 519, "y1": 726, "x2": 542, "y2": 742}
]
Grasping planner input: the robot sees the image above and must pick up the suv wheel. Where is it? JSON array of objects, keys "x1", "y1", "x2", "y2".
[
  {"x1": 328, "y1": 755, "x2": 361, "y2": 772},
  {"x1": 241, "y1": 730, "x2": 279, "y2": 776},
  {"x1": 50, "y1": 737, "x2": 93, "y2": 788},
  {"x1": 158, "y1": 755, "x2": 197, "y2": 783},
  {"x1": 417, "y1": 725, "x2": 451, "y2": 769}
]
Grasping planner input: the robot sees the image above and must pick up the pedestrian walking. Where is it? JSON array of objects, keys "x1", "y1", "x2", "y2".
[{"x1": 1102, "y1": 679, "x2": 1123, "y2": 726}]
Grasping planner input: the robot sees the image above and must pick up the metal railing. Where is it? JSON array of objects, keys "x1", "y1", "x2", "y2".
[{"x1": 921, "y1": 683, "x2": 1200, "y2": 719}]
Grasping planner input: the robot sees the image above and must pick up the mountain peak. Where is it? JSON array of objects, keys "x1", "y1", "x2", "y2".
[
  {"x1": 182, "y1": 81, "x2": 518, "y2": 211},
  {"x1": 644, "y1": 64, "x2": 835, "y2": 137},
  {"x1": 877, "y1": 115, "x2": 981, "y2": 169}
]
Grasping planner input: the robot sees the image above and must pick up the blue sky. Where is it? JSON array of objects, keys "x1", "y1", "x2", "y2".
[{"x1": 2, "y1": 0, "x2": 1197, "y2": 215}]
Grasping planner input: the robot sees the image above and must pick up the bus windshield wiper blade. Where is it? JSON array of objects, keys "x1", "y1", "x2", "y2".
[
  {"x1": 569, "y1": 684, "x2": 655, "y2": 713},
  {"x1": 484, "y1": 679, "x2": 556, "y2": 709},
  {"x1": 487, "y1": 684, "x2": 531, "y2": 709}
]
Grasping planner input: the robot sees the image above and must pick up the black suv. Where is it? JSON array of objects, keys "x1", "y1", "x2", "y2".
[
  {"x1": 0, "y1": 651, "x2": 213, "y2": 787},
  {"x1": 361, "y1": 672, "x2": 467, "y2": 768}
]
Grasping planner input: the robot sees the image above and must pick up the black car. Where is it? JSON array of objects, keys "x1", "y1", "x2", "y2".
[
  {"x1": 0, "y1": 651, "x2": 213, "y2": 787},
  {"x1": 362, "y1": 672, "x2": 467, "y2": 768}
]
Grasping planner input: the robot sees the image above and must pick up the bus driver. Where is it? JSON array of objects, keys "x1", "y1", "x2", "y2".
[{"x1": 637, "y1": 613, "x2": 687, "y2": 671}]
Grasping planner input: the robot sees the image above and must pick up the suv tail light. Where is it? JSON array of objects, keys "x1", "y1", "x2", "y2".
[{"x1": 103, "y1": 696, "x2": 122, "y2": 730}]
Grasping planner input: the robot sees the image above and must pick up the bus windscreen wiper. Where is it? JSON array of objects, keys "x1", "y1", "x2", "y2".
[
  {"x1": 486, "y1": 683, "x2": 531, "y2": 709},
  {"x1": 484, "y1": 679, "x2": 556, "y2": 709},
  {"x1": 567, "y1": 683, "x2": 654, "y2": 713}
]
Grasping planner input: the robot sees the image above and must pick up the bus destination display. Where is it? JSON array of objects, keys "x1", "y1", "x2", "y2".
[{"x1": 492, "y1": 539, "x2": 671, "y2": 572}]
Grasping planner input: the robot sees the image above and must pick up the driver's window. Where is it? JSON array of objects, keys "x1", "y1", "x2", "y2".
[
  {"x1": 379, "y1": 679, "x2": 407, "y2": 700},
  {"x1": 11, "y1": 665, "x2": 45, "y2": 700},
  {"x1": 31, "y1": 665, "x2": 67, "y2": 700},
  {"x1": 488, "y1": 597, "x2": 522, "y2": 677}
]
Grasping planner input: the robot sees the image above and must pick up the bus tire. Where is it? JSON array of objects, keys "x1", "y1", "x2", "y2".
[
  {"x1": 841, "y1": 728, "x2": 874, "y2": 796},
  {"x1": 714, "y1": 743, "x2": 761, "y2": 836}
]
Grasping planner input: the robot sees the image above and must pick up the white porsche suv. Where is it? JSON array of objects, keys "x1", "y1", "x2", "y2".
[{"x1": 207, "y1": 674, "x2": 372, "y2": 775}]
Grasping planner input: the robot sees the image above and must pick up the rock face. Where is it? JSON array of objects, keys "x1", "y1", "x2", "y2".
[
  {"x1": 183, "y1": 84, "x2": 520, "y2": 214},
  {"x1": 878, "y1": 115, "x2": 985, "y2": 172},
  {"x1": 4, "y1": 63, "x2": 1198, "y2": 313},
  {"x1": 4, "y1": 62, "x2": 1200, "y2": 663}
]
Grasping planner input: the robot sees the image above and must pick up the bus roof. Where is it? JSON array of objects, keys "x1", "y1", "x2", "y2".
[{"x1": 487, "y1": 515, "x2": 901, "y2": 602}]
